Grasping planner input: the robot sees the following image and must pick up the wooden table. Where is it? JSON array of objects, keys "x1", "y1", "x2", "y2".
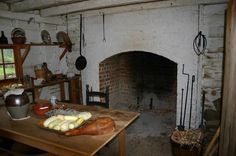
[{"x1": 0, "y1": 104, "x2": 139, "y2": 156}]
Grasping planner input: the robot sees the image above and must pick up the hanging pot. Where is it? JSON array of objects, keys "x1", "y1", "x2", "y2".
[
  {"x1": 75, "y1": 14, "x2": 87, "y2": 71},
  {"x1": 75, "y1": 55, "x2": 87, "y2": 70}
]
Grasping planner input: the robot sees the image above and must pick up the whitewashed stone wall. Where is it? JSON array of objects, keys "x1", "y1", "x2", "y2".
[
  {"x1": 68, "y1": 5, "x2": 200, "y2": 127},
  {"x1": 0, "y1": 20, "x2": 67, "y2": 75},
  {"x1": 201, "y1": 4, "x2": 227, "y2": 121},
  {"x1": 0, "y1": 1, "x2": 227, "y2": 127},
  {"x1": 0, "y1": 15, "x2": 68, "y2": 100},
  {"x1": 67, "y1": 2, "x2": 227, "y2": 128}
]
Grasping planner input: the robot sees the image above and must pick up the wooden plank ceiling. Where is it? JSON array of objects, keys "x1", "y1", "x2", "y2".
[
  {"x1": 0, "y1": 0, "x2": 227, "y2": 17},
  {"x1": 0, "y1": 0, "x2": 87, "y2": 11},
  {"x1": 0, "y1": 0, "x2": 164, "y2": 17}
]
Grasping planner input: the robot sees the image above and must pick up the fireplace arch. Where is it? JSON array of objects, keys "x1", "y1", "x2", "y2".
[{"x1": 99, "y1": 51, "x2": 177, "y2": 112}]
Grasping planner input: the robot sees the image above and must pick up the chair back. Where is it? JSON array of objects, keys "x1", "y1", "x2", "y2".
[{"x1": 86, "y1": 84, "x2": 109, "y2": 108}]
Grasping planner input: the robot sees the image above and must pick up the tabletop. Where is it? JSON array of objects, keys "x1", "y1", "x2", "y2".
[{"x1": 0, "y1": 103, "x2": 140, "y2": 156}]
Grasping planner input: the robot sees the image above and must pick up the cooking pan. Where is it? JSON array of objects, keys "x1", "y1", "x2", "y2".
[{"x1": 75, "y1": 14, "x2": 87, "y2": 70}]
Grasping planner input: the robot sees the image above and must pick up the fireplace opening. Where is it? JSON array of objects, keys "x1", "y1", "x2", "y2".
[
  {"x1": 99, "y1": 51, "x2": 177, "y2": 155},
  {"x1": 99, "y1": 51, "x2": 177, "y2": 113}
]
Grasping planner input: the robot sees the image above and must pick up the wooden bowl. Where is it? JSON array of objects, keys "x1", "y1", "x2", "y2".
[{"x1": 32, "y1": 103, "x2": 52, "y2": 117}]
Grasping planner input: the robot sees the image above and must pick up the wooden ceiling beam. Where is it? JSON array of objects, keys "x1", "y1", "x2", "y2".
[
  {"x1": 39, "y1": 0, "x2": 227, "y2": 17},
  {"x1": 0, "y1": 10, "x2": 64, "y2": 25},
  {"x1": 10, "y1": 0, "x2": 87, "y2": 12},
  {"x1": 4, "y1": 0, "x2": 228, "y2": 17},
  {"x1": 40, "y1": 0, "x2": 161, "y2": 17}
]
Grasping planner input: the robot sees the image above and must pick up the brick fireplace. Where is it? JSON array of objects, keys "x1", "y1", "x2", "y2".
[
  {"x1": 99, "y1": 51, "x2": 177, "y2": 113},
  {"x1": 78, "y1": 5, "x2": 201, "y2": 128},
  {"x1": 98, "y1": 51, "x2": 177, "y2": 156},
  {"x1": 66, "y1": 3, "x2": 226, "y2": 154}
]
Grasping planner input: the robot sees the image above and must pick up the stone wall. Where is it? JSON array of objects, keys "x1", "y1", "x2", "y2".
[
  {"x1": 66, "y1": 2, "x2": 227, "y2": 127},
  {"x1": 0, "y1": 1, "x2": 227, "y2": 127},
  {"x1": 68, "y1": 5, "x2": 199, "y2": 127},
  {"x1": 0, "y1": 14, "x2": 68, "y2": 100},
  {"x1": 201, "y1": 4, "x2": 227, "y2": 125}
]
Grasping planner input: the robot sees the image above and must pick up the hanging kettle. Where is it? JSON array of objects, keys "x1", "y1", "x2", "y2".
[{"x1": 75, "y1": 14, "x2": 87, "y2": 71}]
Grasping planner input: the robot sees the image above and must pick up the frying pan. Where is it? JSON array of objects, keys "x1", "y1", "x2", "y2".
[{"x1": 75, "y1": 14, "x2": 87, "y2": 70}]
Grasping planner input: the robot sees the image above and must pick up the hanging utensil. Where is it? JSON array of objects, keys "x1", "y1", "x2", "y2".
[
  {"x1": 182, "y1": 64, "x2": 190, "y2": 130},
  {"x1": 199, "y1": 90, "x2": 206, "y2": 130},
  {"x1": 75, "y1": 14, "x2": 87, "y2": 71},
  {"x1": 177, "y1": 88, "x2": 184, "y2": 131},
  {"x1": 188, "y1": 75, "x2": 195, "y2": 129},
  {"x1": 102, "y1": 12, "x2": 106, "y2": 42},
  {"x1": 193, "y1": 31, "x2": 207, "y2": 55},
  {"x1": 193, "y1": 5, "x2": 207, "y2": 56}
]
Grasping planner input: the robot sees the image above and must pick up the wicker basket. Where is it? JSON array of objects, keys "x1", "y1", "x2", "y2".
[
  {"x1": 35, "y1": 69, "x2": 46, "y2": 80},
  {"x1": 170, "y1": 130, "x2": 203, "y2": 156}
]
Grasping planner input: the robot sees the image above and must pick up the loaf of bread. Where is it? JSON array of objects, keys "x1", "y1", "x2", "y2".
[{"x1": 65, "y1": 117, "x2": 116, "y2": 136}]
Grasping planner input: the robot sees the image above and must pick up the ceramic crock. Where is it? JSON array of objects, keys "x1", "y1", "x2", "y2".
[{"x1": 5, "y1": 92, "x2": 30, "y2": 119}]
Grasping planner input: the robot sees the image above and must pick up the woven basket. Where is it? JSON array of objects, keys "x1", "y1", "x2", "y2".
[
  {"x1": 170, "y1": 130, "x2": 203, "y2": 156},
  {"x1": 35, "y1": 69, "x2": 46, "y2": 80}
]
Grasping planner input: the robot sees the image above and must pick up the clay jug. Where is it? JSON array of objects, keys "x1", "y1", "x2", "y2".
[
  {"x1": 5, "y1": 91, "x2": 30, "y2": 119},
  {"x1": 0, "y1": 31, "x2": 8, "y2": 44},
  {"x1": 43, "y1": 62, "x2": 53, "y2": 82}
]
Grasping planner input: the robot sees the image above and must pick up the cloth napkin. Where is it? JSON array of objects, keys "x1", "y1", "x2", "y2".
[{"x1": 4, "y1": 88, "x2": 24, "y2": 99}]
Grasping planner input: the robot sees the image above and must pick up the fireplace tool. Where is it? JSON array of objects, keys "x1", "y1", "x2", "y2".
[
  {"x1": 149, "y1": 98, "x2": 153, "y2": 110},
  {"x1": 193, "y1": 5, "x2": 207, "y2": 56},
  {"x1": 193, "y1": 31, "x2": 207, "y2": 56},
  {"x1": 188, "y1": 75, "x2": 195, "y2": 129},
  {"x1": 102, "y1": 12, "x2": 106, "y2": 42},
  {"x1": 177, "y1": 88, "x2": 184, "y2": 131},
  {"x1": 199, "y1": 90, "x2": 206, "y2": 129},
  {"x1": 182, "y1": 64, "x2": 190, "y2": 130}
]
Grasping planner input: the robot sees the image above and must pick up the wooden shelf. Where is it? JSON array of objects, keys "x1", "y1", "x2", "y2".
[
  {"x1": 0, "y1": 43, "x2": 62, "y2": 46},
  {"x1": 0, "y1": 43, "x2": 69, "y2": 82},
  {"x1": 0, "y1": 75, "x2": 83, "y2": 104},
  {"x1": 24, "y1": 75, "x2": 82, "y2": 104},
  {"x1": 0, "y1": 43, "x2": 68, "y2": 61}
]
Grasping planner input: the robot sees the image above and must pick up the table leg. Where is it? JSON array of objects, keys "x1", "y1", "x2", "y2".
[{"x1": 118, "y1": 129, "x2": 126, "y2": 156}]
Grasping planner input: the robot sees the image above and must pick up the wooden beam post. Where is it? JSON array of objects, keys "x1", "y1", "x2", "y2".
[
  {"x1": 21, "y1": 45, "x2": 31, "y2": 64},
  {"x1": 219, "y1": 0, "x2": 236, "y2": 155},
  {"x1": 13, "y1": 45, "x2": 23, "y2": 82},
  {"x1": 59, "y1": 48, "x2": 68, "y2": 61}
]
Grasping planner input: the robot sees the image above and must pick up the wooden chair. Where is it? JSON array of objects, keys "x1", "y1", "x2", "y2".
[
  {"x1": 86, "y1": 84, "x2": 109, "y2": 108},
  {"x1": 86, "y1": 84, "x2": 111, "y2": 154}
]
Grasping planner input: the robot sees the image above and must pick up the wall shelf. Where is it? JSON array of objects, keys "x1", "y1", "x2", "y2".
[
  {"x1": 0, "y1": 43, "x2": 67, "y2": 61},
  {"x1": 0, "y1": 43, "x2": 69, "y2": 82},
  {"x1": 27, "y1": 75, "x2": 82, "y2": 104},
  {"x1": 0, "y1": 43, "x2": 63, "y2": 47}
]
